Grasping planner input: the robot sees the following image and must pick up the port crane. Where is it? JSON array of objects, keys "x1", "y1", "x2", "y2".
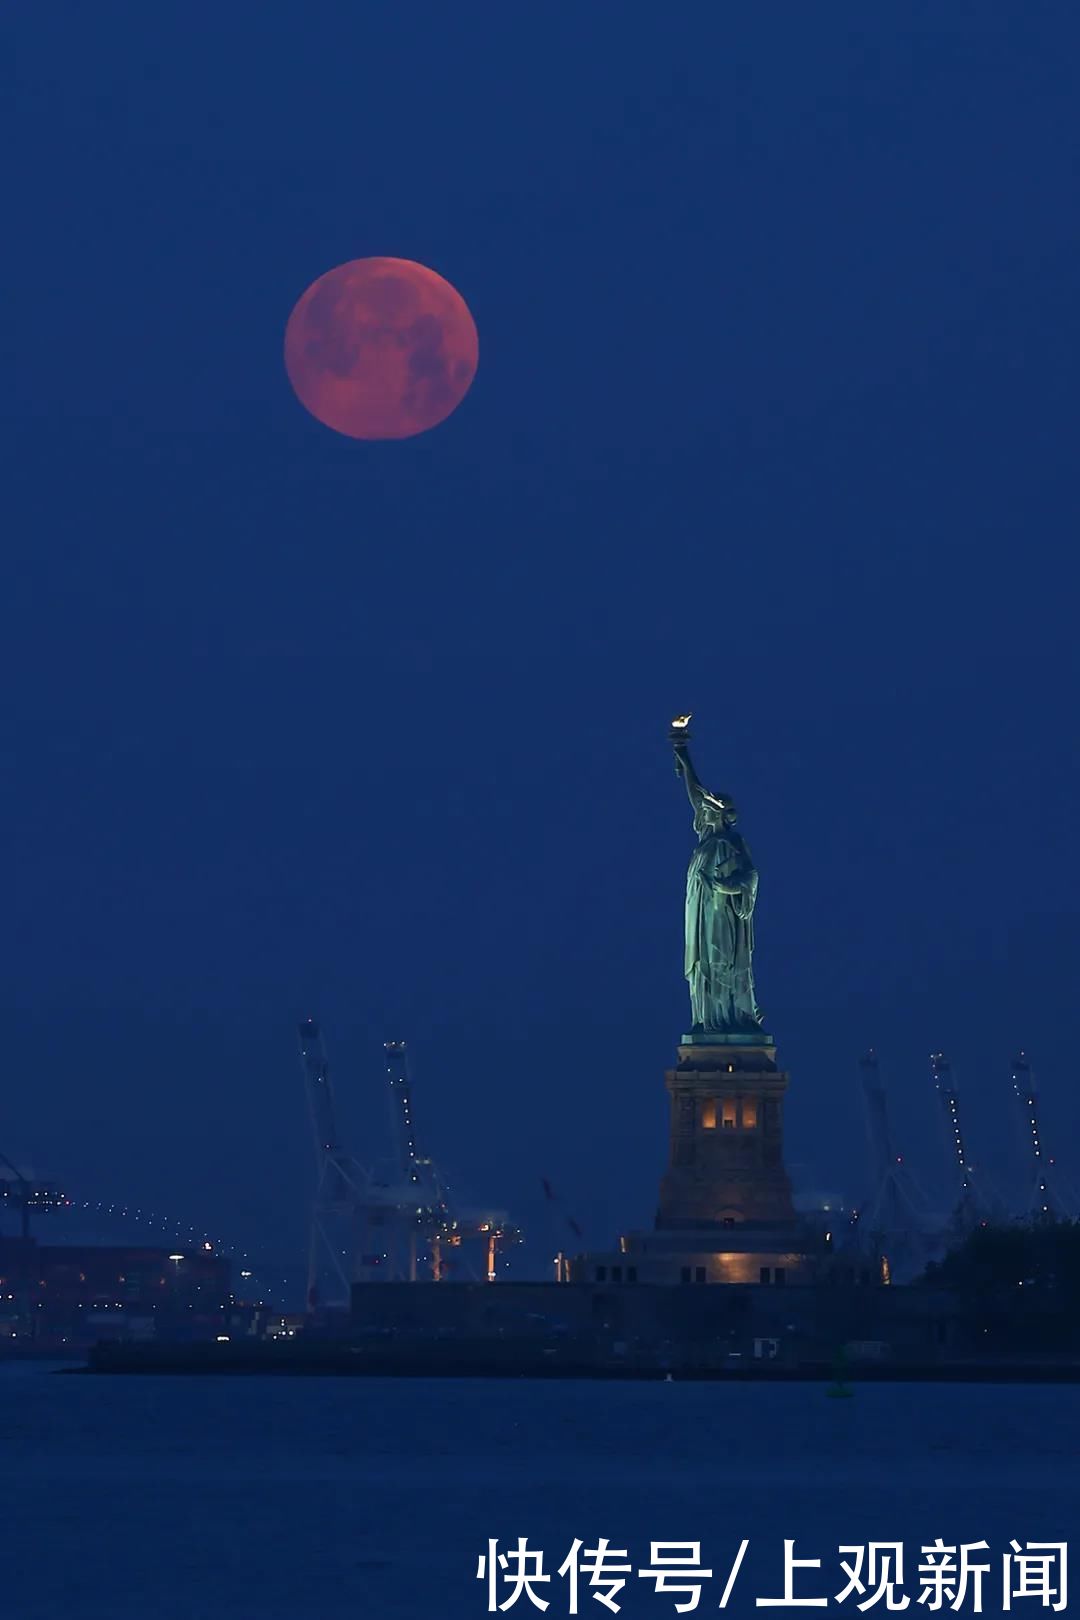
[
  {"x1": 853, "y1": 1050, "x2": 937, "y2": 1281},
  {"x1": 930, "y1": 1052, "x2": 996, "y2": 1234},
  {"x1": 382, "y1": 1039, "x2": 520, "y2": 1282},
  {"x1": 1010, "y1": 1051, "x2": 1072, "y2": 1221},
  {"x1": 383, "y1": 1039, "x2": 449, "y2": 1279},
  {"x1": 298, "y1": 1017, "x2": 399, "y2": 1308},
  {"x1": 299, "y1": 1022, "x2": 521, "y2": 1304}
]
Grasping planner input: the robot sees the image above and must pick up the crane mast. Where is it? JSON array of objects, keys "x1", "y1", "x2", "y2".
[{"x1": 298, "y1": 1017, "x2": 380, "y2": 1308}]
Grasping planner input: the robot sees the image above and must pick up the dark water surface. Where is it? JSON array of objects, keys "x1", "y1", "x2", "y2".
[{"x1": 1, "y1": 1364, "x2": 1075, "y2": 1617}]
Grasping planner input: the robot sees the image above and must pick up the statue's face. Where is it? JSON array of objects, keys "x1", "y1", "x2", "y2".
[{"x1": 702, "y1": 795, "x2": 737, "y2": 830}]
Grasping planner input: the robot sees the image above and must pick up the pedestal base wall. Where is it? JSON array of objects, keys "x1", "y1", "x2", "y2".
[{"x1": 656, "y1": 1039, "x2": 796, "y2": 1228}]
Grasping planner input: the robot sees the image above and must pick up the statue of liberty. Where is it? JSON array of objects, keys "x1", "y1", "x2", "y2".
[{"x1": 670, "y1": 714, "x2": 764, "y2": 1035}]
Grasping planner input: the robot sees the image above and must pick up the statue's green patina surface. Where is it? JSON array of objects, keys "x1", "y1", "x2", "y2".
[{"x1": 670, "y1": 716, "x2": 764, "y2": 1036}]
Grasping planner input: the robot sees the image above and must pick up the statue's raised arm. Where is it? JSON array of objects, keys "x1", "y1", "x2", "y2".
[{"x1": 669, "y1": 714, "x2": 705, "y2": 814}]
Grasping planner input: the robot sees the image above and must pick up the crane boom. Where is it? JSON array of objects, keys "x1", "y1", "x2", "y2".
[
  {"x1": 384, "y1": 1039, "x2": 421, "y2": 1188},
  {"x1": 931, "y1": 1051, "x2": 994, "y2": 1231},
  {"x1": 299, "y1": 1018, "x2": 341, "y2": 1154},
  {"x1": 854, "y1": 1050, "x2": 936, "y2": 1281},
  {"x1": 931, "y1": 1052, "x2": 975, "y2": 1189},
  {"x1": 383, "y1": 1039, "x2": 448, "y2": 1211},
  {"x1": 297, "y1": 1017, "x2": 379, "y2": 1308},
  {"x1": 1011, "y1": 1051, "x2": 1071, "y2": 1220}
]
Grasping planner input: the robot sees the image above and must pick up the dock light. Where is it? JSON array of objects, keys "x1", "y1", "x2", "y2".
[
  {"x1": 168, "y1": 1254, "x2": 184, "y2": 1264},
  {"x1": 216, "y1": 1335, "x2": 230, "y2": 1343}
]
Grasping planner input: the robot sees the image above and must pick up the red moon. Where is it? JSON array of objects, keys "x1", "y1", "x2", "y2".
[{"x1": 284, "y1": 257, "x2": 478, "y2": 440}]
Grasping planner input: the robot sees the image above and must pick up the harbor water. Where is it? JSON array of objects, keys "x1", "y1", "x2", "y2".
[{"x1": 0, "y1": 1363, "x2": 1075, "y2": 1618}]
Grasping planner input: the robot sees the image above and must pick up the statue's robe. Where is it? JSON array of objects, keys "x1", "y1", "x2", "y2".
[{"x1": 684, "y1": 824, "x2": 761, "y2": 1031}]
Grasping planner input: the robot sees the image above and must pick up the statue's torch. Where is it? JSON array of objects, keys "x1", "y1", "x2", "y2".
[{"x1": 669, "y1": 712, "x2": 693, "y2": 773}]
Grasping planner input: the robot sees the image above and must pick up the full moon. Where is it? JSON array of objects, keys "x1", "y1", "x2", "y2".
[{"x1": 283, "y1": 257, "x2": 478, "y2": 440}]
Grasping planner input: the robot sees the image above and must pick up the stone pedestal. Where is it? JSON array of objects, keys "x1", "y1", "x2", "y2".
[
  {"x1": 656, "y1": 1035, "x2": 795, "y2": 1229},
  {"x1": 562, "y1": 1032, "x2": 821, "y2": 1288}
]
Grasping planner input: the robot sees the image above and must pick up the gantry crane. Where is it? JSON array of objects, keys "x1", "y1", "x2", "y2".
[
  {"x1": 853, "y1": 1050, "x2": 937, "y2": 1281},
  {"x1": 930, "y1": 1052, "x2": 995, "y2": 1234},
  {"x1": 1010, "y1": 1051, "x2": 1072, "y2": 1221},
  {"x1": 382, "y1": 1039, "x2": 520, "y2": 1281},
  {"x1": 383, "y1": 1039, "x2": 449, "y2": 1279},
  {"x1": 298, "y1": 1019, "x2": 520, "y2": 1301},
  {"x1": 298, "y1": 1017, "x2": 397, "y2": 1308}
]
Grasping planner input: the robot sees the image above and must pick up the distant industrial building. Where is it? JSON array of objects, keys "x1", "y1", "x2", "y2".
[{"x1": 0, "y1": 1238, "x2": 232, "y2": 1345}]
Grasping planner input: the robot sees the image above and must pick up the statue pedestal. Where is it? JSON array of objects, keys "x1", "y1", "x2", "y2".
[
  {"x1": 656, "y1": 1036, "x2": 796, "y2": 1229},
  {"x1": 561, "y1": 1034, "x2": 824, "y2": 1287}
]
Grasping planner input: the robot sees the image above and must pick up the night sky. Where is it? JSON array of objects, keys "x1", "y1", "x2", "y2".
[{"x1": 6, "y1": 4, "x2": 1079, "y2": 1280}]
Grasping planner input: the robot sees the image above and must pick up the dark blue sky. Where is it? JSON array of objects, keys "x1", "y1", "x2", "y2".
[{"x1": 5, "y1": 3, "x2": 1079, "y2": 1276}]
